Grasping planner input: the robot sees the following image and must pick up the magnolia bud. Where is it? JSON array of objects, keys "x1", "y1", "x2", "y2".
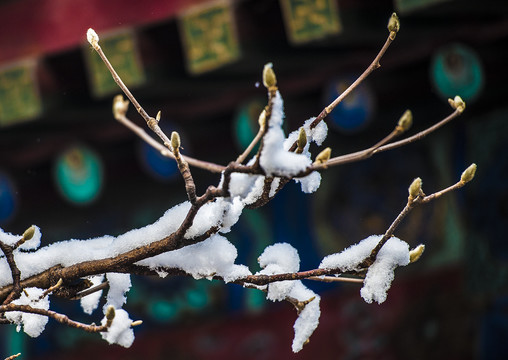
[
  {"x1": 22, "y1": 225, "x2": 36, "y2": 243},
  {"x1": 262, "y1": 63, "x2": 277, "y2": 88},
  {"x1": 87, "y1": 28, "x2": 99, "y2": 48},
  {"x1": 171, "y1": 131, "x2": 181, "y2": 151},
  {"x1": 408, "y1": 177, "x2": 422, "y2": 200},
  {"x1": 156, "y1": 110, "x2": 161, "y2": 122},
  {"x1": 387, "y1": 13, "x2": 400, "y2": 34},
  {"x1": 460, "y1": 163, "x2": 477, "y2": 183},
  {"x1": 297, "y1": 128, "x2": 307, "y2": 153},
  {"x1": 105, "y1": 305, "x2": 115, "y2": 327},
  {"x1": 397, "y1": 110, "x2": 413, "y2": 132},
  {"x1": 409, "y1": 244, "x2": 425, "y2": 263},
  {"x1": 448, "y1": 95, "x2": 466, "y2": 113},
  {"x1": 314, "y1": 147, "x2": 331, "y2": 165}
]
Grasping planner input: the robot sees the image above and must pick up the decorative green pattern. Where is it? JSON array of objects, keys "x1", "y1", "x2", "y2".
[
  {"x1": 85, "y1": 30, "x2": 145, "y2": 97},
  {"x1": 0, "y1": 61, "x2": 42, "y2": 127},
  {"x1": 280, "y1": 0, "x2": 342, "y2": 44},
  {"x1": 179, "y1": 1, "x2": 240, "y2": 74}
]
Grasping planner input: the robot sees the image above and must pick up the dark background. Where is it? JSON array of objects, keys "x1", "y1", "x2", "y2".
[{"x1": 0, "y1": 0, "x2": 507, "y2": 359}]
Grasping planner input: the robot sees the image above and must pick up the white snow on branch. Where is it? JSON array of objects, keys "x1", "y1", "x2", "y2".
[
  {"x1": 257, "y1": 243, "x2": 300, "y2": 301},
  {"x1": 136, "y1": 234, "x2": 251, "y2": 283},
  {"x1": 100, "y1": 308, "x2": 134, "y2": 347},
  {"x1": 256, "y1": 243, "x2": 320, "y2": 352},
  {"x1": 80, "y1": 275, "x2": 104, "y2": 315},
  {"x1": 0, "y1": 226, "x2": 41, "y2": 251},
  {"x1": 105, "y1": 273, "x2": 131, "y2": 310},
  {"x1": 260, "y1": 92, "x2": 312, "y2": 176},
  {"x1": 290, "y1": 282, "x2": 321, "y2": 353},
  {"x1": 283, "y1": 117, "x2": 328, "y2": 193},
  {"x1": 319, "y1": 235, "x2": 410, "y2": 303},
  {"x1": 4, "y1": 287, "x2": 49, "y2": 337}
]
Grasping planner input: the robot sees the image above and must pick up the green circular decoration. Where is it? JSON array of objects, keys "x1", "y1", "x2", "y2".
[
  {"x1": 54, "y1": 145, "x2": 103, "y2": 205},
  {"x1": 431, "y1": 43, "x2": 484, "y2": 102}
]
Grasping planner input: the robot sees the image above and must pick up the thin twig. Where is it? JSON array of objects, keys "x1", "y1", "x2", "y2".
[
  {"x1": 0, "y1": 303, "x2": 108, "y2": 333},
  {"x1": 4, "y1": 353, "x2": 21, "y2": 360},
  {"x1": 115, "y1": 112, "x2": 225, "y2": 173},
  {"x1": 307, "y1": 276, "x2": 364, "y2": 284},
  {"x1": 321, "y1": 108, "x2": 462, "y2": 169},
  {"x1": 236, "y1": 125, "x2": 264, "y2": 164},
  {"x1": 288, "y1": 32, "x2": 396, "y2": 153},
  {"x1": 71, "y1": 281, "x2": 109, "y2": 300},
  {"x1": 0, "y1": 241, "x2": 22, "y2": 305}
]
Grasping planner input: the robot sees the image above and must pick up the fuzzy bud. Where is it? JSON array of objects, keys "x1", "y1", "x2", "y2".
[
  {"x1": 409, "y1": 244, "x2": 425, "y2": 263},
  {"x1": 262, "y1": 63, "x2": 277, "y2": 88},
  {"x1": 105, "y1": 306, "x2": 115, "y2": 327},
  {"x1": 408, "y1": 177, "x2": 422, "y2": 200},
  {"x1": 387, "y1": 13, "x2": 400, "y2": 34},
  {"x1": 397, "y1": 109, "x2": 413, "y2": 132},
  {"x1": 171, "y1": 131, "x2": 181, "y2": 151},
  {"x1": 112, "y1": 95, "x2": 129, "y2": 118},
  {"x1": 314, "y1": 147, "x2": 331, "y2": 165},
  {"x1": 460, "y1": 163, "x2": 477, "y2": 183},
  {"x1": 448, "y1": 95, "x2": 466, "y2": 113},
  {"x1": 297, "y1": 128, "x2": 307, "y2": 153},
  {"x1": 87, "y1": 28, "x2": 99, "y2": 49},
  {"x1": 22, "y1": 225, "x2": 36, "y2": 243},
  {"x1": 156, "y1": 110, "x2": 161, "y2": 122}
]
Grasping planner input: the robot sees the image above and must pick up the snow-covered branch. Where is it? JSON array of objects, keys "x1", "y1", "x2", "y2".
[{"x1": 0, "y1": 13, "x2": 476, "y2": 354}]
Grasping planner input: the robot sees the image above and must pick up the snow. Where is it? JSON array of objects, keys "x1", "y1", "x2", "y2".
[
  {"x1": 256, "y1": 243, "x2": 320, "y2": 353},
  {"x1": 0, "y1": 226, "x2": 41, "y2": 251},
  {"x1": 319, "y1": 235, "x2": 410, "y2": 303},
  {"x1": 290, "y1": 282, "x2": 321, "y2": 353},
  {"x1": 100, "y1": 308, "x2": 134, "y2": 347},
  {"x1": 259, "y1": 92, "x2": 312, "y2": 176},
  {"x1": 294, "y1": 171, "x2": 322, "y2": 194},
  {"x1": 105, "y1": 273, "x2": 131, "y2": 310},
  {"x1": 4, "y1": 287, "x2": 49, "y2": 337},
  {"x1": 136, "y1": 234, "x2": 251, "y2": 283},
  {"x1": 80, "y1": 275, "x2": 104, "y2": 315}
]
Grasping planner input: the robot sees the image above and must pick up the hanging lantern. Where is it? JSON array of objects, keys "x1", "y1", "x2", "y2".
[
  {"x1": 0, "y1": 171, "x2": 17, "y2": 224},
  {"x1": 54, "y1": 145, "x2": 103, "y2": 205},
  {"x1": 431, "y1": 43, "x2": 484, "y2": 102},
  {"x1": 324, "y1": 76, "x2": 376, "y2": 133}
]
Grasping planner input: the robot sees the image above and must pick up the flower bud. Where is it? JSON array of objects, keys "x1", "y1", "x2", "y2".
[
  {"x1": 105, "y1": 305, "x2": 115, "y2": 327},
  {"x1": 171, "y1": 131, "x2": 181, "y2": 151},
  {"x1": 22, "y1": 225, "x2": 36, "y2": 243},
  {"x1": 397, "y1": 110, "x2": 413, "y2": 132},
  {"x1": 262, "y1": 63, "x2": 277, "y2": 88},
  {"x1": 297, "y1": 128, "x2": 307, "y2": 153},
  {"x1": 314, "y1": 147, "x2": 331, "y2": 165},
  {"x1": 409, "y1": 244, "x2": 425, "y2": 263},
  {"x1": 448, "y1": 95, "x2": 466, "y2": 113},
  {"x1": 460, "y1": 163, "x2": 477, "y2": 183},
  {"x1": 408, "y1": 177, "x2": 422, "y2": 200},
  {"x1": 156, "y1": 110, "x2": 161, "y2": 122},
  {"x1": 87, "y1": 28, "x2": 99, "y2": 48},
  {"x1": 387, "y1": 13, "x2": 400, "y2": 34}
]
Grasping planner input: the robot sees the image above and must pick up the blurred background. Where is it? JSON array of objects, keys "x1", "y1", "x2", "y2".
[{"x1": 0, "y1": 0, "x2": 507, "y2": 358}]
